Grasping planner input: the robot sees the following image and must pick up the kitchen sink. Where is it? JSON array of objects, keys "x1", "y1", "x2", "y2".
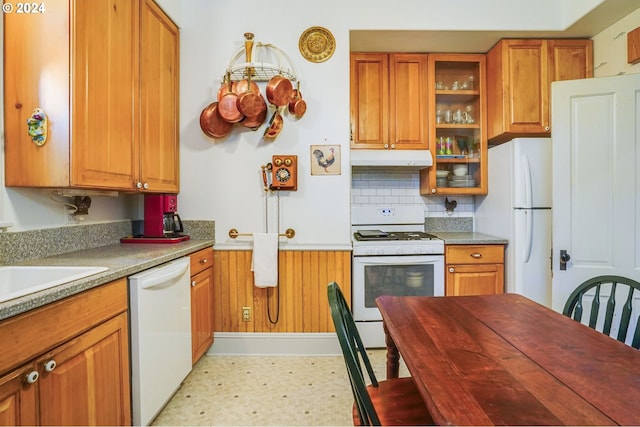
[{"x1": 0, "y1": 266, "x2": 109, "y2": 303}]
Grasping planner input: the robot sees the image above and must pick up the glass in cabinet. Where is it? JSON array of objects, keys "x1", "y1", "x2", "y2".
[{"x1": 420, "y1": 54, "x2": 487, "y2": 195}]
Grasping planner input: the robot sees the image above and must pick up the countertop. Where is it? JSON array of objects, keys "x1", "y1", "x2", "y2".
[
  {"x1": 0, "y1": 239, "x2": 214, "y2": 321},
  {"x1": 433, "y1": 232, "x2": 508, "y2": 245}
]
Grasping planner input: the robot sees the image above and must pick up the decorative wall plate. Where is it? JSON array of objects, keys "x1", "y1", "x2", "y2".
[{"x1": 299, "y1": 26, "x2": 335, "y2": 63}]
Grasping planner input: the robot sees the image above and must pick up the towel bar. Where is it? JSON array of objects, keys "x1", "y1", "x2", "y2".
[{"x1": 228, "y1": 228, "x2": 295, "y2": 239}]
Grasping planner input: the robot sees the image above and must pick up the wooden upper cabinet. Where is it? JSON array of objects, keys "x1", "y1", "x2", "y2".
[
  {"x1": 71, "y1": 0, "x2": 139, "y2": 190},
  {"x1": 140, "y1": 0, "x2": 180, "y2": 193},
  {"x1": 351, "y1": 53, "x2": 428, "y2": 150},
  {"x1": 4, "y1": 0, "x2": 179, "y2": 193},
  {"x1": 486, "y1": 39, "x2": 592, "y2": 145}
]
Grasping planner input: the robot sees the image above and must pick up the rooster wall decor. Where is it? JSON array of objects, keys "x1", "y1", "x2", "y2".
[{"x1": 310, "y1": 145, "x2": 341, "y2": 175}]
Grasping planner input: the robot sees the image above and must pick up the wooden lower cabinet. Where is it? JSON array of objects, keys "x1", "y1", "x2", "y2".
[
  {"x1": 213, "y1": 250, "x2": 351, "y2": 333},
  {"x1": 0, "y1": 279, "x2": 130, "y2": 426},
  {"x1": 445, "y1": 245, "x2": 505, "y2": 296},
  {"x1": 190, "y1": 248, "x2": 214, "y2": 364}
]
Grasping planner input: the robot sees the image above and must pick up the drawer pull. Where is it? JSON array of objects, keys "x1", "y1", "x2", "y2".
[
  {"x1": 470, "y1": 253, "x2": 482, "y2": 258},
  {"x1": 191, "y1": 280, "x2": 197, "y2": 287},
  {"x1": 25, "y1": 370, "x2": 39, "y2": 384},
  {"x1": 199, "y1": 259, "x2": 208, "y2": 264},
  {"x1": 44, "y1": 359, "x2": 57, "y2": 372},
  {"x1": 449, "y1": 267, "x2": 455, "y2": 273}
]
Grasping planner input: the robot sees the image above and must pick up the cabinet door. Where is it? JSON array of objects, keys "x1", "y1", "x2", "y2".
[
  {"x1": 71, "y1": 0, "x2": 139, "y2": 190},
  {"x1": 37, "y1": 313, "x2": 131, "y2": 426},
  {"x1": 548, "y1": 39, "x2": 593, "y2": 83},
  {"x1": 422, "y1": 53, "x2": 487, "y2": 196},
  {"x1": 191, "y1": 268, "x2": 214, "y2": 364},
  {"x1": 505, "y1": 40, "x2": 548, "y2": 135},
  {"x1": 446, "y1": 264, "x2": 504, "y2": 296},
  {"x1": 140, "y1": 0, "x2": 180, "y2": 192},
  {"x1": 389, "y1": 54, "x2": 429, "y2": 149},
  {"x1": 350, "y1": 53, "x2": 389, "y2": 148},
  {"x1": 4, "y1": 1, "x2": 71, "y2": 187},
  {"x1": 0, "y1": 364, "x2": 37, "y2": 426}
]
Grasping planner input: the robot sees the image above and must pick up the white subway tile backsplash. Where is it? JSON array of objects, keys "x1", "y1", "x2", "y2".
[{"x1": 351, "y1": 169, "x2": 474, "y2": 218}]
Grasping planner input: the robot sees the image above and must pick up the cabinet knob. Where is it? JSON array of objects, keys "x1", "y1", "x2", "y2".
[
  {"x1": 390, "y1": 144, "x2": 395, "y2": 149},
  {"x1": 25, "y1": 370, "x2": 39, "y2": 384},
  {"x1": 384, "y1": 143, "x2": 389, "y2": 149},
  {"x1": 431, "y1": 188, "x2": 436, "y2": 194},
  {"x1": 544, "y1": 126, "x2": 550, "y2": 132},
  {"x1": 136, "y1": 182, "x2": 143, "y2": 189},
  {"x1": 199, "y1": 259, "x2": 208, "y2": 264},
  {"x1": 470, "y1": 253, "x2": 482, "y2": 258},
  {"x1": 143, "y1": 182, "x2": 149, "y2": 189},
  {"x1": 191, "y1": 280, "x2": 196, "y2": 287},
  {"x1": 44, "y1": 359, "x2": 57, "y2": 372},
  {"x1": 449, "y1": 267, "x2": 455, "y2": 273}
]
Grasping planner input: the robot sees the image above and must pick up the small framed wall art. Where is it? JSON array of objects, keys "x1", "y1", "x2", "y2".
[{"x1": 310, "y1": 145, "x2": 340, "y2": 175}]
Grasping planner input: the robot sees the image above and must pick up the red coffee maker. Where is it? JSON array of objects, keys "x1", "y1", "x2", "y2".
[{"x1": 143, "y1": 194, "x2": 189, "y2": 240}]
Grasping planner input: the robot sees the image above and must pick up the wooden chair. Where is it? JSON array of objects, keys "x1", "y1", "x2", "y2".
[
  {"x1": 327, "y1": 282, "x2": 433, "y2": 426},
  {"x1": 562, "y1": 275, "x2": 640, "y2": 349}
]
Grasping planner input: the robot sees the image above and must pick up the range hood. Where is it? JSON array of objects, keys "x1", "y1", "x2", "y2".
[{"x1": 350, "y1": 150, "x2": 433, "y2": 168}]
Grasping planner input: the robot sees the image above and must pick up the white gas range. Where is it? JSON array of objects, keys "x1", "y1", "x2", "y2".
[{"x1": 351, "y1": 206, "x2": 445, "y2": 348}]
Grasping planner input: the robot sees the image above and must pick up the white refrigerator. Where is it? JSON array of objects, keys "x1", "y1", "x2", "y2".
[{"x1": 475, "y1": 138, "x2": 552, "y2": 306}]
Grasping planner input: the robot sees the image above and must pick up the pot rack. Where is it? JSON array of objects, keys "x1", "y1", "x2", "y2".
[{"x1": 224, "y1": 33, "x2": 298, "y2": 83}]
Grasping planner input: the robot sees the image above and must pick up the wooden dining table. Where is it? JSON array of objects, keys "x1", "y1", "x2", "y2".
[{"x1": 376, "y1": 293, "x2": 640, "y2": 426}]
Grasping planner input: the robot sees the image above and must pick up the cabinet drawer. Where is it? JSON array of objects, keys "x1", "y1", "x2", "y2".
[
  {"x1": 0, "y1": 279, "x2": 127, "y2": 375},
  {"x1": 190, "y1": 248, "x2": 213, "y2": 276},
  {"x1": 446, "y1": 245, "x2": 504, "y2": 264}
]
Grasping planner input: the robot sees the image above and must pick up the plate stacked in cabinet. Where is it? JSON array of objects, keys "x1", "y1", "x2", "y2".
[{"x1": 420, "y1": 54, "x2": 488, "y2": 195}]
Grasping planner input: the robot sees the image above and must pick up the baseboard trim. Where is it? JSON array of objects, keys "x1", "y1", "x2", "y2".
[{"x1": 206, "y1": 332, "x2": 342, "y2": 356}]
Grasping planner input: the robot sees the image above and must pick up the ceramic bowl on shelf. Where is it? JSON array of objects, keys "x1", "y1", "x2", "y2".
[
  {"x1": 452, "y1": 164, "x2": 468, "y2": 176},
  {"x1": 436, "y1": 170, "x2": 450, "y2": 178}
]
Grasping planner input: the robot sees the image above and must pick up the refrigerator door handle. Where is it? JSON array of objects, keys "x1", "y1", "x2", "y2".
[
  {"x1": 522, "y1": 154, "x2": 533, "y2": 209},
  {"x1": 524, "y1": 210, "x2": 533, "y2": 263}
]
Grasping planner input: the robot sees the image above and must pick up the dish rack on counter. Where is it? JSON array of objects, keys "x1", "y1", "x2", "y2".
[{"x1": 224, "y1": 33, "x2": 298, "y2": 83}]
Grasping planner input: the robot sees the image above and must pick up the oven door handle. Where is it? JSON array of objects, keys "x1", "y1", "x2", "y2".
[{"x1": 358, "y1": 258, "x2": 442, "y2": 265}]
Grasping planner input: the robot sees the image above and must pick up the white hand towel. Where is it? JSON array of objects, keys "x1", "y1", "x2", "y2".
[{"x1": 251, "y1": 233, "x2": 279, "y2": 288}]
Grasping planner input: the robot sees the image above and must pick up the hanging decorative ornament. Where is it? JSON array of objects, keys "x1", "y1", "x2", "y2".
[
  {"x1": 26, "y1": 108, "x2": 48, "y2": 146},
  {"x1": 299, "y1": 26, "x2": 335, "y2": 63}
]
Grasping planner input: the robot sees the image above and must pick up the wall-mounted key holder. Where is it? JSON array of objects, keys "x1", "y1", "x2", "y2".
[{"x1": 27, "y1": 108, "x2": 47, "y2": 146}]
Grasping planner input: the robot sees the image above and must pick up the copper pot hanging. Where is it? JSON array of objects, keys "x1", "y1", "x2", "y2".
[
  {"x1": 266, "y1": 75, "x2": 293, "y2": 107},
  {"x1": 288, "y1": 82, "x2": 307, "y2": 117},
  {"x1": 217, "y1": 73, "x2": 237, "y2": 102},
  {"x1": 236, "y1": 72, "x2": 266, "y2": 119},
  {"x1": 263, "y1": 109, "x2": 283, "y2": 139},
  {"x1": 241, "y1": 102, "x2": 268, "y2": 129},
  {"x1": 200, "y1": 102, "x2": 232, "y2": 138},
  {"x1": 217, "y1": 72, "x2": 244, "y2": 123}
]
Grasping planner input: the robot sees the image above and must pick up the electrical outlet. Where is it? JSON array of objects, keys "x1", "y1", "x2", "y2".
[{"x1": 242, "y1": 307, "x2": 251, "y2": 322}]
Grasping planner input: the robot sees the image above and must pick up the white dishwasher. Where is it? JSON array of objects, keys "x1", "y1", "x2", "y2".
[{"x1": 129, "y1": 257, "x2": 192, "y2": 426}]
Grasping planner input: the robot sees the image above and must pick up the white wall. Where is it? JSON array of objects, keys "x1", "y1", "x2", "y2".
[{"x1": 592, "y1": 7, "x2": 640, "y2": 77}]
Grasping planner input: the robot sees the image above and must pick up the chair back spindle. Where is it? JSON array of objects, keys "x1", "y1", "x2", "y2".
[{"x1": 563, "y1": 275, "x2": 640, "y2": 349}]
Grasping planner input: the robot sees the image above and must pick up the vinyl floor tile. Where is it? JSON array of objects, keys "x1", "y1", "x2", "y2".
[{"x1": 152, "y1": 349, "x2": 408, "y2": 426}]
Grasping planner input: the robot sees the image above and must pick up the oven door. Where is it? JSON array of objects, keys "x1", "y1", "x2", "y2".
[{"x1": 352, "y1": 254, "x2": 445, "y2": 321}]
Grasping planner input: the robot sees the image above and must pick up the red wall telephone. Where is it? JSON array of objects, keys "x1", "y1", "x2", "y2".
[{"x1": 262, "y1": 155, "x2": 298, "y2": 191}]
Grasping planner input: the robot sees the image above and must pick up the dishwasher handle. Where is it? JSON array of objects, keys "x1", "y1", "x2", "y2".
[{"x1": 141, "y1": 260, "x2": 190, "y2": 290}]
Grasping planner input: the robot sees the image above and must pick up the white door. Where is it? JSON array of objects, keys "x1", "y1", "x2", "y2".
[{"x1": 551, "y1": 74, "x2": 640, "y2": 313}]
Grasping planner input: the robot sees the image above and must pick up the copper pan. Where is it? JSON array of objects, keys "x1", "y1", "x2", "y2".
[
  {"x1": 217, "y1": 74, "x2": 237, "y2": 102},
  {"x1": 266, "y1": 75, "x2": 293, "y2": 107},
  {"x1": 288, "y1": 82, "x2": 307, "y2": 117},
  {"x1": 241, "y1": 101, "x2": 268, "y2": 129},
  {"x1": 200, "y1": 102, "x2": 232, "y2": 138},
  {"x1": 236, "y1": 73, "x2": 266, "y2": 118},
  {"x1": 217, "y1": 74, "x2": 244, "y2": 123},
  {"x1": 263, "y1": 109, "x2": 283, "y2": 139}
]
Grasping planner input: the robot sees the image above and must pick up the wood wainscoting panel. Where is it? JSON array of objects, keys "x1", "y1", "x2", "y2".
[{"x1": 213, "y1": 250, "x2": 351, "y2": 333}]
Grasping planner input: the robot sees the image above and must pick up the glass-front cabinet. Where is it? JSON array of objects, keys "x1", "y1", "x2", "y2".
[{"x1": 420, "y1": 54, "x2": 488, "y2": 195}]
